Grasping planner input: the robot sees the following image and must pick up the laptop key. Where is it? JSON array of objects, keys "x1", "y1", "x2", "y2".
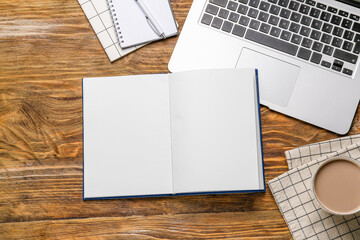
[
  {"x1": 332, "y1": 59, "x2": 343, "y2": 71},
  {"x1": 321, "y1": 33, "x2": 332, "y2": 44},
  {"x1": 305, "y1": 0, "x2": 315, "y2": 6},
  {"x1": 343, "y1": 68, "x2": 353, "y2": 76},
  {"x1": 268, "y1": 0, "x2": 277, "y2": 3},
  {"x1": 218, "y1": 9, "x2": 229, "y2": 19},
  {"x1": 280, "y1": 9, "x2": 291, "y2": 19},
  {"x1": 310, "y1": 30, "x2": 321, "y2": 40},
  {"x1": 221, "y1": 21, "x2": 234, "y2": 32},
  {"x1": 350, "y1": 14, "x2": 359, "y2": 21},
  {"x1": 258, "y1": 12, "x2": 270, "y2": 22},
  {"x1": 320, "y1": 12, "x2": 331, "y2": 22},
  {"x1": 239, "y1": 15, "x2": 250, "y2": 26},
  {"x1": 249, "y1": 0, "x2": 260, "y2": 8},
  {"x1": 354, "y1": 42, "x2": 360, "y2": 54},
  {"x1": 211, "y1": 17, "x2": 223, "y2": 29},
  {"x1": 227, "y1": 1, "x2": 238, "y2": 11},
  {"x1": 209, "y1": 0, "x2": 228, "y2": 8},
  {"x1": 331, "y1": 15, "x2": 342, "y2": 25},
  {"x1": 334, "y1": 49, "x2": 358, "y2": 64},
  {"x1": 245, "y1": 29, "x2": 298, "y2": 55},
  {"x1": 341, "y1": 19, "x2": 352, "y2": 29},
  {"x1": 232, "y1": 24, "x2": 246, "y2": 37},
  {"x1": 299, "y1": 4, "x2": 310, "y2": 14},
  {"x1": 289, "y1": 22, "x2": 300, "y2": 33},
  {"x1": 229, "y1": 12, "x2": 240, "y2": 22},
  {"x1": 312, "y1": 41, "x2": 323, "y2": 52},
  {"x1": 280, "y1": 30, "x2": 291, "y2": 41},
  {"x1": 297, "y1": 47, "x2": 311, "y2": 60},
  {"x1": 332, "y1": 27, "x2": 343, "y2": 37},
  {"x1": 332, "y1": 37, "x2": 342, "y2": 48},
  {"x1": 238, "y1": 0, "x2": 248, "y2": 3},
  {"x1": 201, "y1": 13, "x2": 213, "y2": 25},
  {"x1": 332, "y1": 27, "x2": 344, "y2": 37},
  {"x1": 205, "y1": 4, "x2": 219, "y2": 15},
  {"x1": 339, "y1": 10, "x2": 348, "y2": 17},
  {"x1": 334, "y1": 59, "x2": 343, "y2": 67},
  {"x1": 316, "y1": 3, "x2": 326, "y2": 10},
  {"x1": 301, "y1": 16, "x2": 312, "y2": 26},
  {"x1": 355, "y1": 34, "x2": 360, "y2": 43},
  {"x1": 290, "y1": 12, "x2": 301, "y2": 22},
  {"x1": 291, "y1": 34, "x2": 302, "y2": 44},
  {"x1": 279, "y1": 19, "x2": 290, "y2": 29},
  {"x1": 311, "y1": 19, "x2": 322, "y2": 30},
  {"x1": 310, "y1": 52, "x2": 322, "y2": 64},
  {"x1": 321, "y1": 23, "x2": 332, "y2": 33},
  {"x1": 270, "y1": 27, "x2": 281, "y2": 37},
  {"x1": 248, "y1": 8, "x2": 259, "y2": 18},
  {"x1": 249, "y1": 19, "x2": 261, "y2": 30},
  {"x1": 343, "y1": 30, "x2": 354, "y2": 41},
  {"x1": 327, "y1": 6, "x2": 337, "y2": 14},
  {"x1": 269, "y1": 15, "x2": 280, "y2": 26},
  {"x1": 309, "y1": 8, "x2": 320, "y2": 18},
  {"x1": 259, "y1": 1, "x2": 270, "y2": 11},
  {"x1": 332, "y1": 65, "x2": 341, "y2": 72},
  {"x1": 321, "y1": 60, "x2": 331, "y2": 68},
  {"x1": 352, "y1": 22, "x2": 360, "y2": 33},
  {"x1": 343, "y1": 41, "x2": 353, "y2": 51},
  {"x1": 323, "y1": 45, "x2": 334, "y2": 55},
  {"x1": 237, "y1": 5, "x2": 249, "y2": 14},
  {"x1": 278, "y1": 0, "x2": 289, "y2": 7},
  {"x1": 301, "y1": 38, "x2": 313, "y2": 48},
  {"x1": 260, "y1": 23, "x2": 271, "y2": 33},
  {"x1": 269, "y1": 5, "x2": 280, "y2": 15},
  {"x1": 289, "y1": 1, "x2": 300, "y2": 11}
]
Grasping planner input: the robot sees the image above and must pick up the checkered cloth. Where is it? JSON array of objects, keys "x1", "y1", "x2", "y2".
[
  {"x1": 285, "y1": 135, "x2": 360, "y2": 169},
  {"x1": 268, "y1": 135, "x2": 360, "y2": 240}
]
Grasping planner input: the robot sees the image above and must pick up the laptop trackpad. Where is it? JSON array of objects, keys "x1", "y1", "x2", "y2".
[{"x1": 236, "y1": 48, "x2": 300, "y2": 107}]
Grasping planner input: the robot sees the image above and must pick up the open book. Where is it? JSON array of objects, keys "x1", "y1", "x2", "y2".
[{"x1": 83, "y1": 69, "x2": 265, "y2": 199}]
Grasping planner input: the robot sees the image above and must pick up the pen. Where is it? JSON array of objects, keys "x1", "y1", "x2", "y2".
[{"x1": 135, "y1": 0, "x2": 166, "y2": 38}]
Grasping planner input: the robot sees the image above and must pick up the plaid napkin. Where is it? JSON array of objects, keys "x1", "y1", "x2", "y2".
[
  {"x1": 268, "y1": 135, "x2": 360, "y2": 240},
  {"x1": 285, "y1": 135, "x2": 360, "y2": 169}
]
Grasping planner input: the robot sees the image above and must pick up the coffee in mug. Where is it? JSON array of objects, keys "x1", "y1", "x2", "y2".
[{"x1": 312, "y1": 156, "x2": 360, "y2": 215}]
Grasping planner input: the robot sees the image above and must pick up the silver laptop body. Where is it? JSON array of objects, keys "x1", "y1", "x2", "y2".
[{"x1": 169, "y1": 0, "x2": 360, "y2": 134}]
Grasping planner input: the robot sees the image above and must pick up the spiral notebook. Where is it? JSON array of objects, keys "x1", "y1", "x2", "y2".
[
  {"x1": 108, "y1": 0, "x2": 178, "y2": 48},
  {"x1": 78, "y1": 0, "x2": 144, "y2": 62}
]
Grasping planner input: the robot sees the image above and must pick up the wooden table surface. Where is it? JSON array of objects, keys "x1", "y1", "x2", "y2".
[{"x1": 0, "y1": 0, "x2": 359, "y2": 239}]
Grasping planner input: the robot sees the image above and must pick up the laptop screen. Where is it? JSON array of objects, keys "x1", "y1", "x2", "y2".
[{"x1": 336, "y1": 0, "x2": 360, "y2": 8}]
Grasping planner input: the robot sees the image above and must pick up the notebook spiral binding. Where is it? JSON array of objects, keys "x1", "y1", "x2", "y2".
[{"x1": 108, "y1": 0, "x2": 124, "y2": 44}]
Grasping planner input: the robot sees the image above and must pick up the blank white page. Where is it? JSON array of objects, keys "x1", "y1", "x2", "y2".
[
  {"x1": 109, "y1": 0, "x2": 178, "y2": 48},
  {"x1": 169, "y1": 69, "x2": 262, "y2": 193},
  {"x1": 83, "y1": 74, "x2": 173, "y2": 199}
]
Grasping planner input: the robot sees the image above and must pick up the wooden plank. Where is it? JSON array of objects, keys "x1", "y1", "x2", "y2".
[
  {"x1": 0, "y1": 211, "x2": 291, "y2": 239},
  {"x1": 0, "y1": 160, "x2": 282, "y2": 222}
]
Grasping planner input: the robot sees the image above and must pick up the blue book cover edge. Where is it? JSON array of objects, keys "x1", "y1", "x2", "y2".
[{"x1": 255, "y1": 69, "x2": 266, "y2": 192}]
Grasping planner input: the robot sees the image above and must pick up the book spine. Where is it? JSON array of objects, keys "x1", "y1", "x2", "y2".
[{"x1": 108, "y1": 0, "x2": 124, "y2": 44}]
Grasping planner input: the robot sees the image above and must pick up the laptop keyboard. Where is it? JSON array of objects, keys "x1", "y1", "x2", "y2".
[{"x1": 200, "y1": 0, "x2": 360, "y2": 77}]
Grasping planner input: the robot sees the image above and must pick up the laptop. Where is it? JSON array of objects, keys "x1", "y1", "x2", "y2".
[{"x1": 169, "y1": 0, "x2": 360, "y2": 134}]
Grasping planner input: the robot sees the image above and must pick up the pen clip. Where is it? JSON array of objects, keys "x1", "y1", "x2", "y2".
[{"x1": 146, "y1": 17, "x2": 166, "y2": 39}]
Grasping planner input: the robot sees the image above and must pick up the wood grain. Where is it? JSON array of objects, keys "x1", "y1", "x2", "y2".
[{"x1": 0, "y1": 0, "x2": 359, "y2": 239}]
